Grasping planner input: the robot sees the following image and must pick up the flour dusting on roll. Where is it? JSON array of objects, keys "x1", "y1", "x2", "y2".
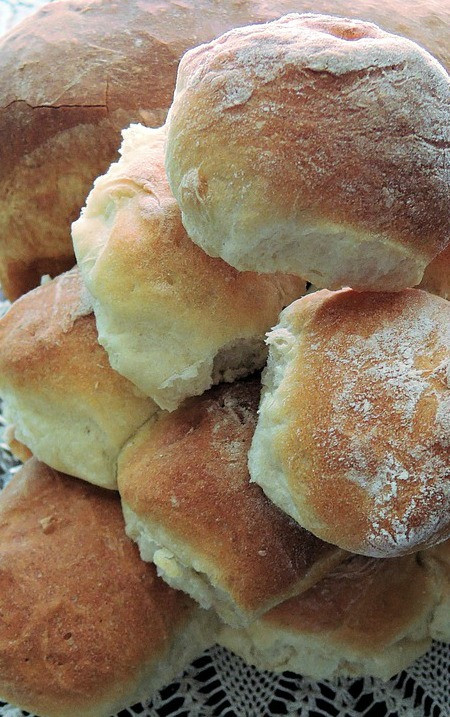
[
  {"x1": 166, "y1": 13, "x2": 449, "y2": 290},
  {"x1": 249, "y1": 288, "x2": 450, "y2": 557}
]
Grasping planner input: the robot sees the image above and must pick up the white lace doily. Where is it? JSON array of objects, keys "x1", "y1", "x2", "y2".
[{"x1": 0, "y1": 1, "x2": 449, "y2": 713}]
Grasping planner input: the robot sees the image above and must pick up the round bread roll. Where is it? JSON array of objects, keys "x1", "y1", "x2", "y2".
[
  {"x1": 0, "y1": 459, "x2": 217, "y2": 717},
  {"x1": 249, "y1": 288, "x2": 450, "y2": 557},
  {"x1": 118, "y1": 377, "x2": 345, "y2": 627},
  {"x1": 165, "y1": 13, "x2": 449, "y2": 291},
  {"x1": 219, "y1": 546, "x2": 448, "y2": 680},
  {"x1": 72, "y1": 124, "x2": 303, "y2": 411},
  {"x1": 0, "y1": 268, "x2": 158, "y2": 489},
  {"x1": 1, "y1": 0, "x2": 448, "y2": 300}
]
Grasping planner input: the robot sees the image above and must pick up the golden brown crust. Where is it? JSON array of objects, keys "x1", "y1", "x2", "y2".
[
  {"x1": 0, "y1": 459, "x2": 196, "y2": 717},
  {"x1": 0, "y1": 268, "x2": 93, "y2": 387},
  {"x1": 0, "y1": 267, "x2": 152, "y2": 407},
  {"x1": 1, "y1": 0, "x2": 448, "y2": 299},
  {"x1": 0, "y1": 268, "x2": 157, "y2": 487},
  {"x1": 74, "y1": 124, "x2": 302, "y2": 339},
  {"x1": 166, "y1": 14, "x2": 449, "y2": 289},
  {"x1": 264, "y1": 552, "x2": 435, "y2": 652},
  {"x1": 72, "y1": 124, "x2": 304, "y2": 409},
  {"x1": 251, "y1": 288, "x2": 450, "y2": 556},
  {"x1": 118, "y1": 378, "x2": 344, "y2": 617}
]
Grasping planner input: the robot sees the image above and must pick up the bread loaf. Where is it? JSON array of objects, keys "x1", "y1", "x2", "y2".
[
  {"x1": 219, "y1": 545, "x2": 449, "y2": 680},
  {"x1": 118, "y1": 378, "x2": 345, "y2": 627}
]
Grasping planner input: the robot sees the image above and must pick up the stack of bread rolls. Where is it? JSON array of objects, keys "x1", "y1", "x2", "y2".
[{"x1": 0, "y1": 1, "x2": 448, "y2": 716}]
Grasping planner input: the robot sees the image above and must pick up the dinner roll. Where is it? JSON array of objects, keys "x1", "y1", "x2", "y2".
[
  {"x1": 118, "y1": 378, "x2": 345, "y2": 627},
  {"x1": 72, "y1": 124, "x2": 303, "y2": 411},
  {"x1": 0, "y1": 459, "x2": 217, "y2": 717},
  {"x1": 249, "y1": 288, "x2": 450, "y2": 557},
  {"x1": 218, "y1": 546, "x2": 448, "y2": 680},
  {"x1": 0, "y1": 268, "x2": 158, "y2": 489},
  {"x1": 166, "y1": 13, "x2": 449, "y2": 290}
]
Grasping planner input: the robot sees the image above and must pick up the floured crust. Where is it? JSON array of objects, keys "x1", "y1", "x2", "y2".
[
  {"x1": 0, "y1": 268, "x2": 158, "y2": 488},
  {"x1": 249, "y1": 288, "x2": 450, "y2": 556},
  {"x1": 0, "y1": 459, "x2": 216, "y2": 717},
  {"x1": 166, "y1": 13, "x2": 449, "y2": 290},
  {"x1": 118, "y1": 378, "x2": 345, "y2": 626},
  {"x1": 219, "y1": 547, "x2": 445, "y2": 680},
  {"x1": 72, "y1": 124, "x2": 304, "y2": 410}
]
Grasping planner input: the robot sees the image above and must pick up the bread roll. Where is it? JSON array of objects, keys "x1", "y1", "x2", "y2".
[
  {"x1": 0, "y1": 459, "x2": 217, "y2": 717},
  {"x1": 249, "y1": 288, "x2": 450, "y2": 557},
  {"x1": 72, "y1": 124, "x2": 303, "y2": 411},
  {"x1": 0, "y1": 268, "x2": 158, "y2": 488},
  {"x1": 165, "y1": 13, "x2": 449, "y2": 290},
  {"x1": 118, "y1": 378, "x2": 345, "y2": 627},
  {"x1": 1, "y1": 0, "x2": 448, "y2": 300},
  {"x1": 219, "y1": 546, "x2": 449, "y2": 680}
]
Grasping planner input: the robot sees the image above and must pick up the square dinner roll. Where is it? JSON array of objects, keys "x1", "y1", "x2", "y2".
[
  {"x1": 249, "y1": 288, "x2": 450, "y2": 557},
  {"x1": 218, "y1": 544, "x2": 449, "y2": 681},
  {"x1": 0, "y1": 459, "x2": 217, "y2": 717},
  {"x1": 118, "y1": 377, "x2": 345, "y2": 628},
  {"x1": 0, "y1": 268, "x2": 159, "y2": 489},
  {"x1": 72, "y1": 123, "x2": 304, "y2": 411}
]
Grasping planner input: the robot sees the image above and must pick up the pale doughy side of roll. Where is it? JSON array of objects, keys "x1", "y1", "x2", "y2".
[
  {"x1": 2, "y1": 394, "x2": 119, "y2": 490},
  {"x1": 73, "y1": 124, "x2": 303, "y2": 410},
  {"x1": 219, "y1": 617, "x2": 432, "y2": 681},
  {"x1": 218, "y1": 550, "x2": 445, "y2": 680},
  {"x1": 122, "y1": 504, "x2": 243, "y2": 627}
]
